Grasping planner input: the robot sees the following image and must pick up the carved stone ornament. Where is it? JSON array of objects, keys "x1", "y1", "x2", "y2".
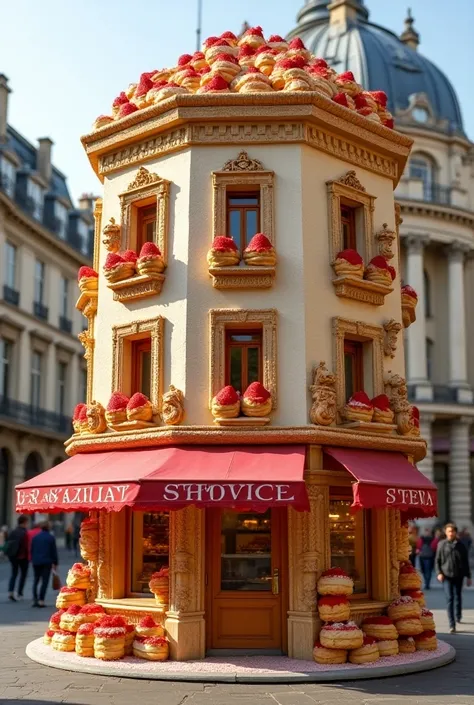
[
  {"x1": 309, "y1": 361, "x2": 337, "y2": 426},
  {"x1": 86, "y1": 400, "x2": 107, "y2": 434},
  {"x1": 383, "y1": 319, "x2": 402, "y2": 358},
  {"x1": 385, "y1": 372, "x2": 419, "y2": 436},
  {"x1": 222, "y1": 150, "x2": 265, "y2": 172},
  {"x1": 161, "y1": 385, "x2": 185, "y2": 425},
  {"x1": 102, "y1": 217, "x2": 121, "y2": 253},
  {"x1": 376, "y1": 223, "x2": 396, "y2": 260},
  {"x1": 78, "y1": 330, "x2": 95, "y2": 361},
  {"x1": 127, "y1": 166, "x2": 160, "y2": 191},
  {"x1": 337, "y1": 170, "x2": 366, "y2": 192}
]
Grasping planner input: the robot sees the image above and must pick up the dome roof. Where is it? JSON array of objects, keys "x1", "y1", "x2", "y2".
[{"x1": 288, "y1": 1, "x2": 465, "y2": 136}]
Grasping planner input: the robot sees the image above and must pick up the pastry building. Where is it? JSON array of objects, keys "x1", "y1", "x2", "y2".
[{"x1": 15, "y1": 27, "x2": 437, "y2": 661}]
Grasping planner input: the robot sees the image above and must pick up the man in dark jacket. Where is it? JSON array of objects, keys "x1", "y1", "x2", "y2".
[
  {"x1": 31, "y1": 522, "x2": 58, "y2": 607},
  {"x1": 6, "y1": 515, "x2": 29, "y2": 601},
  {"x1": 436, "y1": 523, "x2": 472, "y2": 632}
]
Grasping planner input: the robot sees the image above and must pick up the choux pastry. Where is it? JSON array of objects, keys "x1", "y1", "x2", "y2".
[
  {"x1": 317, "y1": 567, "x2": 354, "y2": 596},
  {"x1": 312, "y1": 641, "x2": 347, "y2": 665},
  {"x1": 320, "y1": 622, "x2": 364, "y2": 651},
  {"x1": 349, "y1": 636, "x2": 380, "y2": 664}
]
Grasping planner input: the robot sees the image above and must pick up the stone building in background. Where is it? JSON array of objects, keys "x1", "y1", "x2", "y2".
[
  {"x1": 288, "y1": 0, "x2": 474, "y2": 526},
  {"x1": 0, "y1": 74, "x2": 95, "y2": 526}
]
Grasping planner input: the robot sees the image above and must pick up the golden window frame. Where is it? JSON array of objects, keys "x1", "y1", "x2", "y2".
[
  {"x1": 119, "y1": 167, "x2": 171, "y2": 266},
  {"x1": 333, "y1": 317, "x2": 384, "y2": 420},
  {"x1": 112, "y1": 317, "x2": 164, "y2": 412},
  {"x1": 327, "y1": 171, "x2": 376, "y2": 263},
  {"x1": 209, "y1": 308, "x2": 278, "y2": 408}
]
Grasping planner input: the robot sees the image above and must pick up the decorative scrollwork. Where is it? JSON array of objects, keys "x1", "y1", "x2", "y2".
[
  {"x1": 383, "y1": 319, "x2": 402, "y2": 358},
  {"x1": 161, "y1": 385, "x2": 185, "y2": 425},
  {"x1": 376, "y1": 222, "x2": 396, "y2": 260},
  {"x1": 337, "y1": 170, "x2": 366, "y2": 192},
  {"x1": 309, "y1": 361, "x2": 337, "y2": 426},
  {"x1": 127, "y1": 166, "x2": 160, "y2": 190},
  {"x1": 222, "y1": 150, "x2": 265, "y2": 172}
]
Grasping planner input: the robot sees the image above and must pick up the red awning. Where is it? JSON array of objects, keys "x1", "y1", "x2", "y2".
[
  {"x1": 324, "y1": 448, "x2": 437, "y2": 519},
  {"x1": 15, "y1": 445, "x2": 308, "y2": 514}
]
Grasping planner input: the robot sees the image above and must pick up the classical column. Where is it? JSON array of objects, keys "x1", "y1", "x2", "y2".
[
  {"x1": 404, "y1": 235, "x2": 432, "y2": 400},
  {"x1": 417, "y1": 413, "x2": 435, "y2": 483},
  {"x1": 447, "y1": 242, "x2": 472, "y2": 403},
  {"x1": 45, "y1": 342, "x2": 56, "y2": 411},
  {"x1": 449, "y1": 417, "x2": 472, "y2": 529}
]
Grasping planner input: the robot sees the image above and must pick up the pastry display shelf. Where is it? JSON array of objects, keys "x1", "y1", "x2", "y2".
[
  {"x1": 75, "y1": 291, "x2": 98, "y2": 319},
  {"x1": 339, "y1": 421, "x2": 397, "y2": 435},
  {"x1": 222, "y1": 528, "x2": 270, "y2": 535},
  {"x1": 213, "y1": 416, "x2": 270, "y2": 427},
  {"x1": 107, "y1": 272, "x2": 166, "y2": 302},
  {"x1": 208, "y1": 265, "x2": 276, "y2": 290},
  {"x1": 222, "y1": 553, "x2": 271, "y2": 559},
  {"x1": 332, "y1": 275, "x2": 393, "y2": 306}
]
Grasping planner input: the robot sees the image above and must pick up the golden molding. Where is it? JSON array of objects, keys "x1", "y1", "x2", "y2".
[
  {"x1": 107, "y1": 272, "x2": 166, "y2": 302},
  {"x1": 209, "y1": 308, "x2": 278, "y2": 408},
  {"x1": 383, "y1": 319, "x2": 402, "y2": 358},
  {"x1": 92, "y1": 198, "x2": 102, "y2": 273},
  {"x1": 78, "y1": 329, "x2": 95, "y2": 405},
  {"x1": 309, "y1": 361, "x2": 337, "y2": 426},
  {"x1": 327, "y1": 172, "x2": 376, "y2": 264},
  {"x1": 75, "y1": 291, "x2": 98, "y2": 320},
  {"x1": 208, "y1": 265, "x2": 275, "y2": 289},
  {"x1": 332, "y1": 276, "x2": 393, "y2": 306},
  {"x1": 222, "y1": 150, "x2": 264, "y2": 171},
  {"x1": 102, "y1": 217, "x2": 121, "y2": 253},
  {"x1": 337, "y1": 170, "x2": 366, "y2": 192},
  {"x1": 127, "y1": 166, "x2": 160, "y2": 190},
  {"x1": 376, "y1": 222, "x2": 396, "y2": 260},
  {"x1": 213, "y1": 416, "x2": 270, "y2": 427},
  {"x1": 64, "y1": 423, "x2": 427, "y2": 462}
]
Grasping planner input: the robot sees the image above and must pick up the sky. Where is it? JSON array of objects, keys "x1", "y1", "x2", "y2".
[{"x1": 1, "y1": 0, "x2": 473, "y2": 202}]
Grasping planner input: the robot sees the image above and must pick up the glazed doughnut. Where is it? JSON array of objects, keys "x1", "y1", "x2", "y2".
[
  {"x1": 135, "y1": 615, "x2": 165, "y2": 638},
  {"x1": 317, "y1": 568, "x2": 354, "y2": 596},
  {"x1": 76, "y1": 622, "x2": 95, "y2": 657},
  {"x1": 43, "y1": 629, "x2": 55, "y2": 646},
  {"x1": 395, "y1": 617, "x2": 424, "y2": 636},
  {"x1": 349, "y1": 636, "x2": 380, "y2": 664},
  {"x1": 59, "y1": 604, "x2": 83, "y2": 632},
  {"x1": 317, "y1": 595, "x2": 351, "y2": 623},
  {"x1": 66, "y1": 562, "x2": 92, "y2": 589},
  {"x1": 312, "y1": 641, "x2": 347, "y2": 665},
  {"x1": 125, "y1": 624, "x2": 136, "y2": 655},
  {"x1": 49, "y1": 609, "x2": 65, "y2": 632},
  {"x1": 401, "y1": 589, "x2": 425, "y2": 607},
  {"x1": 320, "y1": 622, "x2": 364, "y2": 651},
  {"x1": 52, "y1": 630, "x2": 76, "y2": 652},
  {"x1": 376, "y1": 639, "x2": 399, "y2": 657},
  {"x1": 398, "y1": 637, "x2": 416, "y2": 654},
  {"x1": 387, "y1": 596, "x2": 421, "y2": 621},
  {"x1": 420, "y1": 609, "x2": 436, "y2": 632},
  {"x1": 133, "y1": 636, "x2": 170, "y2": 661},
  {"x1": 79, "y1": 603, "x2": 106, "y2": 624},
  {"x1": 362, "y1": 616, "x2": 398, "y2": 641},
  {"x1": 399, "y1": 563, "x2": 422, "y2": 590},
  {"x1": 56, "y1": 587, "x2": 86, "y2": 610},
  {"x1": 414, "y1": 630, "x2": 437, "y2": 651}
]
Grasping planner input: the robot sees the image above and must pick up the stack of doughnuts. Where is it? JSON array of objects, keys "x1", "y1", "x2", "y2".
[
  {"x1": 388, "y1": 596, "x2": 423, "y2": 637},
  {"x1": 399, "y1": 562, "x2": 422, "y2": 591},
  {"x1": 56, "y1": 586, "x2": 87, "y2": 610},
  {"x1": 133, "y1": 636, "x2": 170, "y2": 661},
  {"x1": 313, "y1": 640, "x2": 347, "y2": 665},
  {"x1": 320, "y1": 622, "x2": 364, "y2": 652},
  {"x1": 349, "y1": 636, "x2": 380, "y2": 664},
  {"x1": 317, "y1": 567, "x2": 354, "y2": 596},
  {"x1": 66, "y1": 563, "x2": 92, "y2": 590},
  {"x1": 398, "y1": 636, "x2": 416, "y2": 654},
  {"x1": 52, "y1": 630, "x2": 76, "y2": 652},
  {"x1": 420, "y1": 608, "x2": 436, "y2": 631},
  {"x1": 414, "y1": 629, "x2": 438, "y2": 651},
  {"x1": 76, "y1": 622, "x2": 95, "y2": 657},
  {"x1": 317, "y1": 595, "x2": 351, "y2": 623},
  {"x1": 93, "y1": 616, "x2": 127, "y2": 661},
  {"x1": 60, "y1": 604, "x2": 83, "y2": 632},
  {"x1": 43, "y1": 629, "x2": 55, "y2": 646},
  {"x1": 401, "y1": 589, "x2": 425, "y2": 607},
  {"x1": 361, "y1": 616, "x2": 399, "y2": 657},
  {"x1": 313, "y1": 568, "x2": 356, "y2": 665},
  {"x1": 79, "y1": 604, "x2": 106, "y2": 624},
  {"x1": 135, "y1": 615, "x2": 165, "y2": 638},
  {"x1": 48, "y1": 609, "x2": 65, "y2": 632}
]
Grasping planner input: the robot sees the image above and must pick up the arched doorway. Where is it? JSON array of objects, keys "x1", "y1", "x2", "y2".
[
  {"x1": 24, "y1": 451, "x2": 43, "y2": 481},
  {"x1": 0, "y1": 448, "x2": 11, "y2": 525}
]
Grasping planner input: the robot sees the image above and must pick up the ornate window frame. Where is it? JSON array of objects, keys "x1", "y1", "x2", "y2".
[
  {"x1": 333, "y1": 317, "x2": 384, "y2": 422},
  {"x1": 112, "y1": 317, "x2": 164, "y2": 412},
  {"x1": 209, "y1": 308, "x2": 277, "y2": 408}
]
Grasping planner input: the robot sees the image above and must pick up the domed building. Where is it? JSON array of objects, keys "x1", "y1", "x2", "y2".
[{"x1": 289, "y1": 0, "x2": 474, "y2": 528}]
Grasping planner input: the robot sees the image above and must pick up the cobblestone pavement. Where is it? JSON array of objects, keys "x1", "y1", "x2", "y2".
[{"x1": 1, "y1": 549, "x2": 474, "y2": 705}]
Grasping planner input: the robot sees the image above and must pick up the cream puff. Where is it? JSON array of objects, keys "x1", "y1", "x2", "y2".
[
  {"x1": 318, "y1": 595, "x2": 351, "y2": 623},
  {"x1": 177, "y1": 68, "x2": 200, "y2": 92},
  {"x1": 49, "y1": 609, "x2": 66, "y2": 632},
  {"x1": 76, "y1": 622, "x2": 95, "y2": 657},
  {"x1": 238, "y1": 25, "x2": 266, "y2": 51},
  {"x1": 286, "y1": 37, "x2": 311, "y2": 62},
  {"x1": 60, "y1": 604, "x2": 83, "y2": 633},
  {"x1": 79, "y1": 517, "x2": 99, "y2": 562},
  {"x1": 79, "y1": 603, "x2": 106, "y2": 624},
  {"x1": 420, "y1": 608, "x2": 436, "y2": 632},
  {"x1": 306, "y1": 66, "x2": 335, "y2": 98},
  {"x1": 353, "y1": 94, "x2": 381, "y2": 123},
  {"x1": 72, "y1": 403, "x2": 87, "y2": 434},
  {"x1": 126, "y1": 392, "x2": 153, "y2": 422},
  {"x1": 207, "y1": 236, "x2": 240, "y2": 267},
  {"x1": 137, "y1": 241, "x2": 165, "y2": 275},
  {"x1": 371, "y1": 395, "x2": 395, "y2": 424},
  {"x1": 369, "y1": 90, "x2": 394, "y2": 128},
  {"x1": 399, "y1": 563, "x2": 422, "y2": 591},
  {"x1": 105, "y1": 392, "x2": 130, "y2": 426},
  {"x1": 220, "y1": 31, "x2": 238, "y2": 48},
  {"x1": 401, "y1": 285, "x2": 418, "y2": 327},
  {"x1": 401, "y1": 589, "x2": 425, "y2": 607},
  {"x1": 93, "y1": 115, "x2": 114, "y2": 130},
  {"x1": 243, "y1": 233, "x2": 276, "y2": 266},
  {"x1": 241, "y1": 382, "x2": 272, "y2": 418},
  {"x1": 43, "y1": 629, "x2": 55, "y2": 646},
  {"x1": 267, "y1": 35, "x2": 288, "y2": 52},
  {"x1": 149, "y1": 567, "x2": 170, "y2": 608},
  {"x1": 132, "y1": 73, "x2": 155, "y2": 109},
  {"x1": 362, "y1": 616, "x2": 398, "y2": 641},
  {"x1": 135, "y1": 615, "x2": 165, "y2": 638},
  {"x1": 332, "y1": 92, "x2": 356, "y2": 110},
  {"x1": 56, "y1": 587, "x2": 86, "y2": 610},
  {"x1": 211, "y1": 385, "x2": 240, "y2": 419},
  {"x1": 388, "y1": 596, "x2": 422, "y2": 621},
  {"x1": 342, "y1": 392, "x2": 374, "y2": 423},
  {"x1": 198, "y1": 75, "x2": 230, "y2": 94},
  {"x1": 205, "y1": 39, "x2": 238, "y2": 65},
  {"x1": 283, "y1": 67, "x2": 312, "y2": 92},
  {"x1": 234, "y1": 68, "x2": 273, "y2": 93},
  {"x1": 254, "y1": 47, "x2": 278, "y2": 76},
  {"x1": 112, "y1": 91, "x2": 129, "y2": 117},
  {"x1": 414, "y1": 630, "x2": 437, "y2": 651},
  {"x1": 210, "y1": 54, "x2": 241, "y2": 83},
  {"x1": 335, "y1": 71, "x2": 362, "y2": 97},
  {"x1": 317, "y1": 567, "x2": 354, "y2": 596},
  {"x1": 237, "y1": 45, "x2": 257, "y2": 69},
  {"x1": 133, "y1": 635, "x2": 170, "y2": 661},
  {"x1": 312, "y1": 641, "x2": 347, "y2": 665},
  {"x1": 395, "y1": 617, "x2": 424, "y2": 637},
  {"x1": 103, "y1": 252, "x2": 135, "y2": 283},
  {"x1": 117, "y1": 102, "x2": 139, "y2": 120},
  {"x1": 191, "y1": 52, "x2": 208, "y2": 72},
  {"x1": 398, "y1": 636, "x2": 416, "y2": 654},
  {"x1": 77, "y1": 266, "x2": 99, "y2": 295},
  {"x1": 149, "y1": 82, "x2": 188, "y2": 103},
  {"x1": 94, "y1": 627, "x2": 126, "y2": 661},
  {"x1": 364, "y1": 256, "x2": 394, "y2": 287},
  {"x1": 66, "y1": 563, "x2": 91, "y2": 590},
  {"x1": 125, "y1": 624, "x2": 136, "y2": 655},
  {"x1": 349, "y1": 636, "x2": 380, "y2": 664},
  {"x1": 320, "y1": 622, "x2": 364, "y2": 651},
  {"x1": 52, "y1": 630, "x2": 76, "y2": 652},
  {"x1": 332, "y1": 249, "x2": 364, "y2": 278},
  {"x1": 376, "y1": 639, "x2": 399, "y2": 657}
]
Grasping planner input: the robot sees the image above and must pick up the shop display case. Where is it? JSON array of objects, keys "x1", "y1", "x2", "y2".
[
  {"x1": 131, "y1": 511, "x2": 169, "y2": 594},
  {"x1": 220, "y1": 511, "x2": 272, "y2": 591}
]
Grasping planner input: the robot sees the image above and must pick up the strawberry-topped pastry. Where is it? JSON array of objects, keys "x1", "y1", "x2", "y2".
[
  {"x1": 117, "y1": 101, "x2": 139, "y2": 120},
  {"x1": 281, "y1": 60, "x2": 312, "y2": 92},
  {"x1": 343, "y1": 392, "x2": 374, "y2": 423},
  {"x1": 149, "y1": 81, "x2": 188, "y2": 103},
  {"x1": 241, "y1": 382, "x2": 272, "y2": 418},
  {"x1": 332, "y1": 249, "x2": 364, "y2": 278},
  {"x1": 211, "y1": 385, "x2": 241, "y2": 419},
  {"x1": 398, "y1": 636, "x2": 416, "y2": 654},
  {"x1": 137, "y1": 242, "x2": 165, "y2": 275},
  {"x1": 79, "y1": 603, "x2": 106, "y2": 624},
  {"x1": 371, "y1": 394, "x2": 394, "y2": 425},
  {"x1": 220, "y1": 30, "x2": 238, "y2": 47},
  {"x1": 126, "y1": 392, "x2": 153, "y2": 422},
  {"x1": 332, "y1": 92, "x2": 356, "y2": 110},
  {"x1": 43, "y1": 629, "x2": 55, "y2": 646},
  {"x1": 376, "y1": 638, "x2": 399, "y2": 657},
  {"x1": 191, "y1": 51, "x2": 208, "y2": 72},
  {"x1": 364, "y1": 255, "x2": 393, "y2": 287},
  {"x1": 317, "y1": 567, "x2": 354, "y2": 596},
  {"x1": 414, "y1": 629, "x2": 437, "y2": 651},
  {"x1": 59, "y1": 604, "x2": 83, "y2": 632},
  {"x1": 77, "y1": 266, "x2": 98, "y2": 294},
  {"x1": 105, "y1": 391, "x2": 130, "y2": 425},
  {"x1": 202, "y1": 36, "x2": 220, "y2": 51},
  {"x1": 199, "y1": 66, "x2": 213, "y2": 88},
  {"x1": 198, "y1": 75, "x2": 230, "y2": 94},
  {"x1": 361, "y1": 615, "x2": 398, "y2": 641},
  {"x1": 401, "y1": 285, "x2": 418, "y2": 326},
  {"x1": 335, "y1": 70, "x2": 362, "y2": 97},
  {"x1": 52, "y1": 629, "x2": 76, "y2": 652},
  {"x1": 320, "y1": 621, "x2": 364, "y2": 651},
  {"x1": 131, "y1": 72, "x2": 156, "y2": 109},
  {"x1": 133, "y1": 635, "x2": 170, "y2": 661},
  {"x1": 56, "y1": 586, "x2": 87, "y2": 610},
  {"x1": 309, "y1": 57, "x2": 337, "y2": 77},
  {"x1": 243, "y1": 233, "x2": 276, "y2": 266},
  {"x1": 112, "y1": 91, "x2": 129, "y2": 117},
  {"x1": 388, "y1": 595, "x2": 422, "y2": 622},
  {"x1": 48, "y1": 609, "x2": 65, "y2": 632},
  {"x1": 207, "y1": 235, "x2": 240, "y2": 267},
  {"x1": 205, "y1": 38, "x2": 238, "y2": 64},
  {"x1": 369, "y1": 90, "x2": 394, "y2": 127},
  {"x1": 287, "y1": 37, "x2": 311, "y2": 62},
  {"x1": 151, "y1": 68, "x2": 172, "y2": 84},
  {"x1": 94, "y1": 617, "x2": 127, "y2": 661},
  {"x1": 232, "y1": 67, "x2": 273, "y2": 93},
  {"x1": 401, "y1": 589, "x2": 425, "y2": 607},
  {"x1": 93, "y1": 115, "x2": 114, "y2": 130},
  {"x1": 237, "y1": 44, "x2": 257, "y2": 69},
  {"x1": 271, "y1": 56, "x2": 307, "y2": 90},
  {"x1": 124, "y1": 623, "x2": 136, "y2": 655},
  {"x1": 305, "y1": 65, "x2": 335, "y2": 98},
  {"x1": 76, "y1": 621, "x2": 95, "y2": 657},
  {"x1": 238, "y1": 25, "x2": 266, "y2": 50},
  {"x1": 254, "y1": 47, "x2": 279, "y2": 76},
  {"x1": 312, "y1": 640, "x2": 347, "y2": 665},
  {"x1": 149, "y1": 567, "x2": 170, "y2": 607},
  {"x1": 267, "y1": 34, "x2": 288, "y2": 52},
  {"x1": 420, "y1": 608, "x2": 436, "y2": 631},
  {"x1": 72, "y1": 403, "x2": 87, "y2": 434},
  {"x1": 77, "y1": 404, "x2": 88, "y2": 434},
  {"x1": 317, "y1": 595, "x2": 351, "y2": 623},
  {"x1": 178, "y1": 68, "x2": 201, "y2": 92},
  {"x1": 349, "y1": 635, "x2": 380, "y2": 665},
  {"x1": 353, "y1": 94, "x2": 381, "y2": 123},
  {"x1": 399, "y1": 562, "x2": 422, "y2": 590},
  {"x1": 211, "y1": 53, "x2": 241, "y2": 83},
  {"x1": 136, "y1": 615, "x2": 165, "y2": 638},
  {"x1": 66, "y1": 562, "x2": 91, "y2": 589},
  {"x1": 103, "y1": 252, "x2": 133, "y2": 283}
]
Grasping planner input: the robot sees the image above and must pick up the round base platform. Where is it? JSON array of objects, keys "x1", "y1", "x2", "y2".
[{"x1": 26, "y1": 638, "x2": 455, "y2": 683}]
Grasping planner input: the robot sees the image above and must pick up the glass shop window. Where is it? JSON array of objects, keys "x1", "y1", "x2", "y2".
[
  {"x1": 344, "y1": 339, "x2": 364, "y2": 401},
  {"x1": 130, "y1": 511, "x2": 169, "y2": 594},
  {"x1": 133, "y1": 199, "x2": 157, "y2": 252},
  {"x1": 226, "y1": 191, "x2": 260, "y2": 255},
  {"x1": 220, "y1": 510, "x2": 272, "y2": 592},
  {"x1": 225, "y1": 329, "x2": 262, "y2": 395},
  {"x1": 340, "y1": 204, "x2": 357, "y2": 251},
  {"x1": 329, "y1": 497, "x2": 369, "y2": 596},
  {"x1": 131, "y1": 338, "x2": 152, "y2": 398}
]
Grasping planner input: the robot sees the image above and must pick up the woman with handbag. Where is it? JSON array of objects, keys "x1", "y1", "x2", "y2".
[{"x1": 31, "y1": 522, "x2": 59, "y2": 607}]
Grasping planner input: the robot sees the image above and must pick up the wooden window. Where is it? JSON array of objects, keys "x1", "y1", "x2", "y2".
[
  {"x1": 343, "y1": 339, "x2": 364, "y2": 401},
  {"x1": 340, "y1": 205, "x2": 357, "y2": 251},
  {"x1": 226, "y1": 192, "x2": 260, "y2": 254},
  {"x1": 329, "y1": 495, "x2": 370, "y2": 597},
  {"x1": 136, "y1": 203, "x2": 157, "y2": 251},
  {"x1": 131, "y1": 338, "x2": 152, "y2": 398},
  {"x1": 225, "y1": 330, "x2": 262, "y2": 395},
  {"x1": 130, "y1": 511, "x2": 169, "y2": 594}
]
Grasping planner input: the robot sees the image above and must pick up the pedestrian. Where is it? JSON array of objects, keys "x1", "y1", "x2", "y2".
[
  {"x1": 31, "y1": 521, "x2": 58, "y2": 607},
  {"x1": 436, "y1": 523, "x2": 472, "y2": 633},
  {"x1": 5, "y1": 515, "x2": 29, "y2": 601},
  {"x1": 416, "y1": 527, "x2": 436, "y2": 589},
  {"x1": 27, "y1": 523, "x2": 41, "y2": 562}
]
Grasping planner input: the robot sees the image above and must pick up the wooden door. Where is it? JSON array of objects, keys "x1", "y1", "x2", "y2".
[{"x1": 206, "y1": 508, "x2": 287, "y2": 651}]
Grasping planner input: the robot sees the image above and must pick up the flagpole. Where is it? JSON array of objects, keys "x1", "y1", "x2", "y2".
[{"x1": 196, "y1": 0, "x2": 203, "y2": 51}]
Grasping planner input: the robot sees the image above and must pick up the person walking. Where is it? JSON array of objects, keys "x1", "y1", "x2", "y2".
[
  {"x1": 416, "y1": 527, "x2": 436, "y2": 590},
  {"x1": 31, "y1": 521, "x2": 58, "y2": 607},
  {"x1": 436, "y1": 523, "x2": 472, "y2": 633},
  {"x1": 5, "y1": 515, "x2": 29, "y2": 601}
]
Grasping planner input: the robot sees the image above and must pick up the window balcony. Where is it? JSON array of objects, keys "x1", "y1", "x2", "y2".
[
  {"x1": 59, "y1": 315, "x2": 72, "y2": 334},
  {"x1": 0, "y1": 174, "x2": 15, "y2": 199},
  {"x1": 0, "y1": 395, "x2": 71, "y2": 436},
  {"x1": 396, "y1": 180, "x2": 452, "y2": 206},
  {"x1": 3, "y1": 285, "x2": 20, "y2": 306},
  {"x1": 33, "y1": 301, "x2": 49, "y2": 321},
  {"x1": 408, "y1": 384, "x2": 458, "y2": 404}
]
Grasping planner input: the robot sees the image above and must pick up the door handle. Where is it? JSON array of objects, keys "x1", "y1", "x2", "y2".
[{"x1": 272, "y1": 568, "x2": 279, "y2": 595}]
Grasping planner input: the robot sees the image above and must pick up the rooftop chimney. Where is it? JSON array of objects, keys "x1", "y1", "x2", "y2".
[
  {"x1": 328, "y1": 0, "x2": 368, "y2": 28},
  {"x1": 0, "y1": 74, "x2": 11, "y2": 143},
  {"x1": 78, "y1": 193, "x2": 98, "y2": 211},
  {"x1": 400, "y1": 8, "x2": 420, "y2": 50},
  {"x1": 37, "y1": 137, "x2": 54, "y2": 184}
]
